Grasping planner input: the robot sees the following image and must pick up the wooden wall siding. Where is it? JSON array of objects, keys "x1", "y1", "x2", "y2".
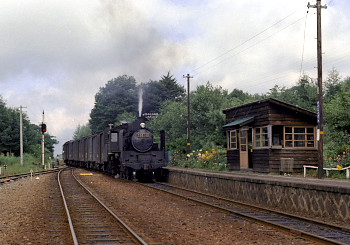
[
  {"x1": 225, "y1": 102, "x2": 270, "y2": 125},
  {"x1": 267, "y1": 105, "x2": 316, "y2": 126},
  {"x1": 227, "y1": 149, "x2": 317, "y2": 173},
  {"x1": 227, "y1": 150, "x2": 240, "y2": 171},
  {"x1": 268, "y1": 149, "x2": 318, "y2": 173},
  {"x1": 251, "y1": 149, "x2": 270, "y2": 172},
  {"x1": 225, "y1": 101, "x2": 316, "y2": 127}
]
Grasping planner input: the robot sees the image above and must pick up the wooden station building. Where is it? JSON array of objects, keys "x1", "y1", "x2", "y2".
[{"x1": 223, "y1": 98, "x2": 318, "y2": 173}]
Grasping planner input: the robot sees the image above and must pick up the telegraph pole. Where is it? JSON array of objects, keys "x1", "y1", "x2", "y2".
[
  {"x1": 308, "y1": 0, "x2": 327, "y2": 179},
  {"x1": 19, "y1": 106, "x2": 27, "y2": 166},
  {"x1": 42, "y1": 110, "x2": 45, "y2": 166},
  {"x1": 183, "y1": 74, "x2": 193, "y2": 154}
]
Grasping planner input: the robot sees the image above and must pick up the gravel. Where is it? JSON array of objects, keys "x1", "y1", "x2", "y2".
[
  {"x1": 0, "y1": 174, "x2": 72, "y2": 245},
  {"x1": 0, "y1": 169, "x2": 319, "y2": 244}
]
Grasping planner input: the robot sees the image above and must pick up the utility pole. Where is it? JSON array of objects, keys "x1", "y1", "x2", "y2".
[
  {"x1": 308, "y1": 0, "x2": 327, "y2": 179},
  {"x1": 42, "y1": 110, "x2": 45, "y2": 166},
  {"x1": 19, "y1": 106, "x2": 27, "y2": 166},
  {"x1": 183, "y1": 74, "x2": 193, "y2": 154}
]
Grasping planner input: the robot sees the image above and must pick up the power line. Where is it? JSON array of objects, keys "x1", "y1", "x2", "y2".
[
  {"x1": 193, "y1": 9, "x2": 303, "y2": 72},
  {"x1": 194, "y1": 14, "x2": 307, "y2": 77},
  {"x1": 299, "y1": 11, "x2": 310, "y2": 78}
]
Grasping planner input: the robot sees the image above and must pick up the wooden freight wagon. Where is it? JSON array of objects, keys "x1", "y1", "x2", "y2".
[{"x1": 223, "y1": 98, "x2": 318, "y2": 173}]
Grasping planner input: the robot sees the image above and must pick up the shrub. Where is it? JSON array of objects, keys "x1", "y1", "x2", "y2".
[{"x1": 169, "y1": 146, "x2": 228, "y2": 171}]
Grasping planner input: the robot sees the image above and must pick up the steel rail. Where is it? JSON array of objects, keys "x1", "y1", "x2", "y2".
[
  {"x1": 60, "y1": 168, "x2": 148, "y2": 245},
  {"x1": 71, "y1": 169, "x2": 148, "y2": 245},
  {"x1": 141, "y1": 181, "x2": 350, "y2": 245},
  {"x1": 57, "y1": 169, "x2": 79, "y2": 245},
  {"x1": 0, "y1": 167, "x2": 66, "y2": 184}
]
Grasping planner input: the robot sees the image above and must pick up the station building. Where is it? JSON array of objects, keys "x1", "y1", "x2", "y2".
[{"x1": 223, "y1": 98, "x2": 318, "y2": 173}]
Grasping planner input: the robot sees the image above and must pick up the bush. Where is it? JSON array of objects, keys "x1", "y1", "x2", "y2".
[
  {"x1": 169, "y1": 147, "x2": 228, "y2": 171},
  {"x1": 325, "y1": 147, "x2": 350, "y2": 169}
]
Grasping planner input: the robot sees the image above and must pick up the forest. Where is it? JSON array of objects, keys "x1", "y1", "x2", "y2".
[
  {"x1": 0, "y1": 99, "x2": 58, "y2": 162},
  {"x1": 74, "y1": 69, "x2": 350, "y2": 170}
]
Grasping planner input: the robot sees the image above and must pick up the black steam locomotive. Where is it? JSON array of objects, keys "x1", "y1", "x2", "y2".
[{"x1": 63, "y1": 117, "x2": 167, "y2": 181}]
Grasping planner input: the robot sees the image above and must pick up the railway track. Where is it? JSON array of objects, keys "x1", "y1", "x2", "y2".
[
  {"x1": 143, "y1": 182, "x2": 350, "y2": 245},
  {"x1": 0, "y1": 168, "x2": 63, "y2": 184},
  {"x1": 58, "y1": 168, "x2": 148, "y2": 245}
]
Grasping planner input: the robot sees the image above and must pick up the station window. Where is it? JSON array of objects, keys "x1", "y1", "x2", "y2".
[
  {"x1": 228, "y1": 130, "x2": 238, "y2": 149},
  {"x1": 254, "y1": 126, "x2": 269, "y2": 148},
  {"x1": 284, "y1": 126, "x2": 315, "y2": 148}
]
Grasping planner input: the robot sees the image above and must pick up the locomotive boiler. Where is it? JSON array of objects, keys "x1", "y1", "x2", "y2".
[{"x1": 63, "y1": 117, "x2": 167, "y2": 181}]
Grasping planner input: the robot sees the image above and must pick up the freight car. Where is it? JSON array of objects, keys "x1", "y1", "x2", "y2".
[{"x1": 63, "y1": 117, "x2": 167, "y2": 181}]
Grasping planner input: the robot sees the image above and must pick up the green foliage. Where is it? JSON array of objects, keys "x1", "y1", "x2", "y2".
[
  {"x1": 115, "y1": 112, "x2": 137, "y2": 126},
  {"x1": 149, "y1": 100, "x2": 187, "y2": 151},
  {"x1": 159, "y1": 72, "x2": 186, "y2": 101},
  {"x1": 325, "y1": 68, "x2": 342, "y2": 103},
  {"x1": 89, "y1": 75, "x2": 138, "y2": 134},
  {"x1": 228, "y1": 88, "x2": 256, "y2": 103},
  {"x1": 191, "y1": 82, "x2": 241, "y2": 148},
  {"x1": 142, "y1": 73, "x2": 185, "y2": 113},
  {"x1": 73, "y1": 123, "x2": 92, "y2": 140},
  {"x1": 0, "y1": 154, "x2": 47, "y2": 176},
  {"x1": 267, "y1": 75, "x2": 317, "y2": 112},
  {"x1": 326, "y1": 147, "x2": 350, "y2": 168},
  {"x1": 150, "y1": 82, "x2": 246, "y2": 152},
  {"x1": 142, "y1": 80, "x2": 165, "y2": 113},
  {"x1": 325, "y1": 78, "x2": 350, "y2": 134},
  {"x1": 0, "y1": 96, "x2": 57, "y2": 157},
  {"x1": 169, "y1": 147, "x2": 228, "y2": 171},
  {"x1": 324, "y1": 77, "x2": 350, "y2": 158},
  {"x1": 89, "y1": 73, "x2": 185, "y2": 134}
]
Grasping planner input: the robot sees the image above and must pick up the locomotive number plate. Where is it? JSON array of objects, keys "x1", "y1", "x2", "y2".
[{"x1": 137, "y1": 133, "x2": 151, "y2": 138}]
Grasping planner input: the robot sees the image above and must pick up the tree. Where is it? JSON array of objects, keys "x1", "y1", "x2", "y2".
[
  {"x1": 141, "y1": 81, "x2": 165, "y2": 113},
  {"x1": 191, "y1": 82, "x2": 241, "y2": 148},
  {"x1": 115, "y1": 112, "x2": 137, "y2": 126},
  {"x1": 141, "y1": 72, "x2": 186, "y2": 114},
  {"x1": 149, "y1": 100, "x2": 187, "y2": 151},
  {"x1": 159, "y1": 72, "x2": 185, "y2": 101},
  {"x1": 44, "y1": 134, "x2": 59, "y2": 156},
  {"x1": 73, "y1": 123, "x2": 92, "y2": 140},
  {"x1": 325, "y1": 68, "x2": 342, "y2": 102},
  {"x1": 0, "y1": 96, "x2": 58, "y2": 157},
  {"x1": 229, "y1": 88, "x2": 255, "y2": 103},
  {"x1": 267, "y1": 75, "x2": 317, "y2": 112},
  {"x1": 325, "y1": 77, "x2": 350, "y2": 156},
  {"x1": 325, "y1": 77, "x2": 350, "y2": 134},
  {"x1": 89, "y1": 75, "x2": 138, "y2": 134}
]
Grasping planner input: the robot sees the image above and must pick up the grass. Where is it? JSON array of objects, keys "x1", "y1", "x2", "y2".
[{"x1": 0, "y1": 154, "x2": 48, "y2": 176}]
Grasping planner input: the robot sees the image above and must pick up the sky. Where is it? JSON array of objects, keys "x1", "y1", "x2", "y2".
[{"x1": 1, "y1": 0, "x2": 349, "y2": 155}]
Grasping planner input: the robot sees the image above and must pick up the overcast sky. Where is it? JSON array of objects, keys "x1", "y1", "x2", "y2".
[{"x1": 1, "y1": 0, "x2": 349, "y2": 155}]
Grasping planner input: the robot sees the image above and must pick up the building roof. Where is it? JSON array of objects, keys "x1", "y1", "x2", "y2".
[
  {"x1": 223, "y1": 116, "x2": 254, "y2": 128},
  {"x1": 223, "y1": 98, "x2": 317, "y2": 118}
]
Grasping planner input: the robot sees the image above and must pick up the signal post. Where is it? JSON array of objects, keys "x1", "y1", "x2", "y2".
[{"x1": 41, "y1": 111, "x2": 47, "y2": 166}]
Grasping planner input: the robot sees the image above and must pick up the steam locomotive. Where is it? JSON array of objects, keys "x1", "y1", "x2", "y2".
[{"x1": 63, "y1": 117, "x2": 167, "y2": 181}]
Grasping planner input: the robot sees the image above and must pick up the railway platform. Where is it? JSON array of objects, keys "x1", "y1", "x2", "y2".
[{"x1": 164, "y1": 167, "x2": 350, "y2": 227}]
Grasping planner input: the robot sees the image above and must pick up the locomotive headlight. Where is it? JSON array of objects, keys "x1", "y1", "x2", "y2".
[{"x1": 140, "y1": 123, "x2": 146, "y2": 128}]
